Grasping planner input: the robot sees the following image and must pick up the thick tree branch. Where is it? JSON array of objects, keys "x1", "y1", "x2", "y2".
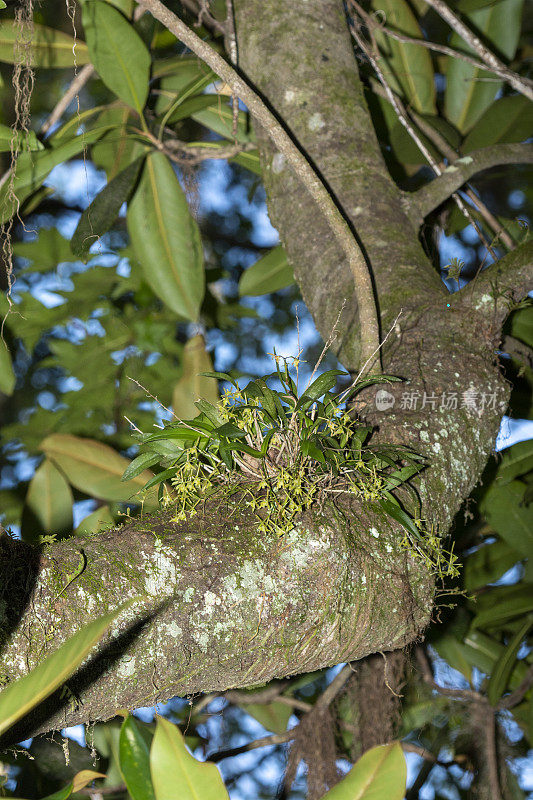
[
  {"x1": 410, "y1": 143, "x2": 533, "y2": 220},
  {"x1": 453, "y1": 239, "x2": 533, "y2": 322},
  {"x1": 421, "y1": 0, "x2": 533, "y2": 102},
  {"x1": 134, "y1": 0, "x2": 381, "y2": 371},
  {"x1": 0, "y1": 500, "x2": 432, "y2": 742}
]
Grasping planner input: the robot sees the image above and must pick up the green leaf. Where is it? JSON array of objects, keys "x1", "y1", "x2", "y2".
[
  {"x1": 498, "y1": 439, "x2": 533, "y2": 484},
  {"x1": 303, "y1": 370, "x2": 347, "y2": 402},
  {"x1": 127, "y1": 152, "x2": 205, "y2": 322},
  {"x1": 40, "y1": 434, "x2": 158, "y2": 508},
  {"x1": 241, "y1": 700, "x2": 292, "y2": 735},
  {"x1": 321, "y1": 741, "x2": 406, "y2": 799},
  {"x1": 444, "y1": 0, "x2": 524, "y2": 132},
  {"x1": 239, "y1": 245, "x2": 294, "y2": 297},
  {"x1": 71, "y1": 155, "x2": 145, "y2": 259},
  {"x1": 301, "y1": 439, "x2": 326, "y2": 464},
  {"x1": 471, "y1": 585, "x2": 533, "y2": 629},
  {"x1": 21, "y1": 458, "x2": 73, "y2": 543},
  {"x1": 172, "y1": 335, "x2": 219, "y2": 419},
  {"x1": 36, "y1": 770, "x2": 107, "y2": 800},
  {"x1": 463, "y1": 538, "x2": 522, "y2": 590},
  {"x1": 75, "y1": 505, "x2": 115, "y2": 537},
  {"x1": 119, "y1": 715, "x2": 156, "y2": 800},
  {"x1": 150, "y1": 715, "x2": 229, "y2": 800},
  {"x1": 370, "y1": 0, "x2": 436, "y2": 114},
  {"x1": 462, "y1": 95, "x2": 533, "y2": 152},
  {"x1": 166, "y1": 94, "x2": 220, "y2": 125},
  {"x1": 13, "y1": 228, "x2": 74, "y2": 272},
  {"x1": 508, "y1": 306, "x2": 533, "y2": 349},
  {"x1": 0, "y1": 123, "x2": 43, "y2": 153},
  {"x1": 122, "y1": 452, "x2": 162, "y2": 482},
  {"x1": 480, "y1": 480, "x2": 533, "y2": 559},
  {"x1": 0, "y1": 128, "x2": 111, "y2": 224},
  {"x1": 0, "y1": 339, "x2": 15, "y2": 395},
  {"x1": 192, "y1": 103, "x2": 254, "y2": 144},
  {"x1": 487, "y1": 615, "x2": 533, "y2": 705},
  {"x1": 82, "y1": 0, "x2": 151, "y2": 112},
  {"x1": 0, "y1": 603, "x2": 133, "y2": 737},
  {"x1": 432, "y1": 634, "x2": 473, "y2": 682},
  {"x1": 0, "y1": 21, "x2": 90, "y2": 67}
]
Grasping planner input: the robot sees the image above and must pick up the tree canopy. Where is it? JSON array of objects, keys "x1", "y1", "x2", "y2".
[{"x1": 0, "y1": 0, "x2": 532, "y2": 798}]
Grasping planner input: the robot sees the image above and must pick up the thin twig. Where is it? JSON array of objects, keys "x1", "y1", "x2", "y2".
[
  {"x1": 421, "y1": 0, "x2": 533, "y2": 102},
  {"x1": 484, "y1": 706, "x2": 502, "y2": 800},
  {"x1": 350, "y1": 4, "x2": 497, "y2": 258},
  {"x1": 133, "y1": 0, "x2": 381, "y2": 372},
  {"x1": 415, "y1": 646, "x2": 485, "y2": 702},
  {"x1": 367, "y1": 17, "x2": 533, "y2": 95},
  {"x1": 208, "y1": 729, "x2": 296, "y2": 762}
]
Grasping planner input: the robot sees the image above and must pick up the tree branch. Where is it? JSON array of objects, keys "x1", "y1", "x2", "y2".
[
  {"x1": 453, "y1": 239, "x2": 533, "y2": 322},
  {"x1": 0, "y1": 501, "x2": 432, "y2": 743},
  {"x1": 421, "y1": 0, "x2": 533, "y2": 102},
  {"x1": 133, "y1": 0, "x2": 381, "y2": 371},
  {"x1": 410, "y1": 143, "x2": 533, "y2": 219}
]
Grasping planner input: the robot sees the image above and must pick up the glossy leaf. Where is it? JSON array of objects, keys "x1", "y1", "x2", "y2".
[
  {"x1": 471, "y1": 585, "x2": 533, "y2": 629},
  {"x1": 433, "y1": 634, "x2": 473, "y2": 682},
  {"x1": 0, "y1": 21, "x2": 90, "y2": 67},
  {"x1": 0, "y1": 339, "x2": 15, "y2": 395},
  {"x1": 0, "y1": 123, "x2": 42, "y2": 153},
  {"x1": 82, "y1": 0, "x2": 151, "y2": 112},
  {"x1": 370, "y1": 0, "x2": 436, "y2": 114},
  {"x1": 172, "y1": 335, "x2": 219, "y2": 419},
  {"x1": 0, "y1": 603, "x2": 133, "y2": 736},
  {"x1": 150, "y1": 715, "x2": 229, "y2": 800},
  {"x1": 444, "y1": 0, "x2": 524, "y2": 132},
  {"x1": 166, "y1": 94, "x2": 220, "y2": 125},
  {"x1": 321, "y1": 741, "x2": 406, "y2": 799},
  {"x1": 119, "y1": 715, "x2": 156, "y2": 800},
  {"x1": 464, "y1": 538, "x2": 522, "y2": 590},
  {"x1": 508, "y1": 306, "x2": 533, "y2": 349},
  {"x1": 241, "y1": 700, "x2": 292, "y2": 735},
  {"x1": 127, "y1": 152, "x2": 205, "y2": 321},
  {"x1": 40, "y1": 434, "x2": 158, "y2": 508},
  {"x1": 13, "y1": 228, "x2": 74, "y2": 271},
  {"x1": 462, "y1": 95, "x2": 533, "y2": 152},
  {"x1": 239, "y1": 245, "x2": 294, "y2": 296},
  {"x1": 75, "y1": 505, "x2": 115, "y2": 537},
  {"x1": 480, "y1": 480, "x2": 533, "y2": 559},
  {"x1": 497, "y1": 439, "x2": 533, "y2": 484},
  {"x1": 33, "y1": 771, "x2": 106, "y2": 800},
  {"x1": 0, "y1": 127, "x2": 111, "y2": 224},
  {"x1": 192, "y1": 103, "x2": 254, "y2": 144},
  {"x1": 21, "y1": 458, "x2": 73, "y2": 542},
  {"x1": 488, "y1": 615, "x2": 533, "y2": 705},
  {"x1": 71, "y1": 155, "x2": 145, "y2": 259}
]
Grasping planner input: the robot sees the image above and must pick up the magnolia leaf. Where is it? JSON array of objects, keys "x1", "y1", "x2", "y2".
[
  {"x1": 21, "y1": 459, "x2": 73, "y2": 543},
  {"x1": 119, "y1": 715, "x2": 156, "y2": 800},
  {"x1": 239, "y1": 245, "x2": 294, "y2": 296},
  {"x1": 74, "y1": 505, "x2": 115, "y2": 537},
  {"x1": 321, "y1": 741, "x2": 406, "y2": 799},
  {"x1": 462, "y1": 95, "x2": 533, "y2": 152},
  {"x1": 444, "y1": 0, "x2": 524, "y2": 132},
  {"x1": 480, "y1": 480, "x2": 533, "y2": 559},
  {"x1": 172, "y1": 335, "x2": 219, "y2": 419},
  {"x1": 0, "y1": 22, "x2": 90, "y2": 67},
  {"x1": 82, "y1": 0, "x2": 151, "y2": 112},
  {"x1": 370, "y1": 0, "x2": 436, "y2": 115},
  {"x1": 150, "y1": 716, "x2": 229, "y2": 800},
  {"x1": 0, "y1": 339, "x2": 15, "y2": 395},
  {"x1": 487, "y1": 615, "x2": 533, "y2": 705},
  {"x1": 0, "y1": 604, "x2": 134, "y2": 737},
  {"x1": 71, "y1": 155, "x2": 145, "y2": 259},
  {"x1": 40, "y1": 434, "x2": 158, "y2": 508},
  {"x1": 127, "y1": 152, "x2": 205, "y2": 322}
]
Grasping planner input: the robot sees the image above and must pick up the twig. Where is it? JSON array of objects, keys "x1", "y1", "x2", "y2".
[
  {"x1": 367, "y1": 17, "x2": 533, "y2": 95},
  {"x1": 350, "y1": 4, "x2": 497, "y2": 258},
  {"x1": 421, "y1": 0, "x2": 533, "y2": 102},
  {"x1": 208, "y1": 729, "x2": 296, "y2": 762},
  {"x1": 40, "y1": 63, "x2": 95, "y2": 136},
  {"x1": 415, "y1": 646, "x2": 485, "y2": 702},
  {"x1": 133, "y1": 0, "x2": 382, "y2": 373},
  {"x1": 179, "y1": 0, "x2": 226, "y2": 36},
  {"x1": 315, "y1": 663, "x2": 354, "y2": 712}
]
